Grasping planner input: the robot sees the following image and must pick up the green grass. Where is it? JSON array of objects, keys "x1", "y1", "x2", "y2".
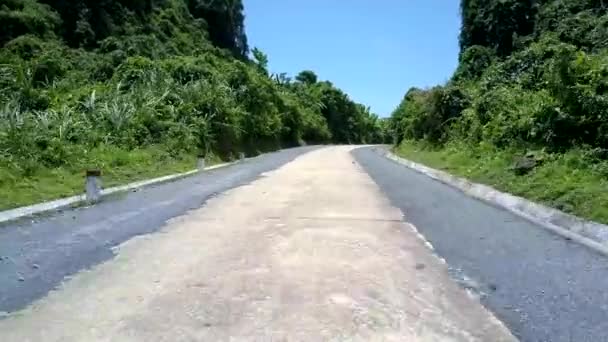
[
  {"x1": 0, "y1": 146, "x2": 206, "y2": 210},
  {"x1": 394, "y1": 141, "x2": 608, "y2": 224}
]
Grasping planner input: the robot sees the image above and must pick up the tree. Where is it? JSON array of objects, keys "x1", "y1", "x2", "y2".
[
  {"x1": 251, "y1": 47, "x2": 268, "y2": 75},
  {"x1": 453, "y1": 45, "x2": 496, "y2": 80},
  {"x1": 295, "y1": 70, "x2": 318, "y2": 85},
  {"x1": 273, "y1": 72, "x2": 291, "y2": 86}
]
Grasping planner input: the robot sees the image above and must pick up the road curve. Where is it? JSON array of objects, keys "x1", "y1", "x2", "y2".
[
  {"x1": 0, "y1": 146, "x2": 514, "y2": 341},
  {"x1": 353, "y1": 146, "x2": 608, "y2": 342}
]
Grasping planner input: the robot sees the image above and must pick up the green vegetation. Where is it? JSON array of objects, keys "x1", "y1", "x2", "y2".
[
  {"x1": 0, "y1": 0, "x2": 386, "y2": 209},
  {"x1": 396, "y1": 141, "x2": 608, "y2": 224},
  {"x1": 0, "y1": 146, "x2": 198, "y2": 209},
  {"x1": 390, "y1": 0, "x2": 608, "y2": 223}
]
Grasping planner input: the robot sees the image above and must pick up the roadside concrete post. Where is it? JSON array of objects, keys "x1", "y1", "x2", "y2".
[
  {"x1": 85, "y1": 170, "x2": 102, "y2": 204},
  {"x1": 197, "y1": 155, "x2": 206, "y2": 171},
  {"x1": 239, "y1": 152, "x2": 245, "y2": 161}
]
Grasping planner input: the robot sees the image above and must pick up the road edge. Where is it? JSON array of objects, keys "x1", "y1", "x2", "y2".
[
  {"x1": 381, "y1": 149, "x2": 608, "y2": 257},
  {"x1": 0, "y1": 162, "x2": 235, "y2": 224}
]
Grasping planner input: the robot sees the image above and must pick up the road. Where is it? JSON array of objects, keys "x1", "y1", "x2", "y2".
[
  {"x1": 0, "y1": 146, "x2": 606, "y2": 341},
  {"x1": 0, "y1": 146, "x2": 318, "y2": 313},
  {"x1": 353, "y1": 147, "x2": 608, "y2": 342},
  {"x1": 0, "y1": 146, "x2": 514, "y2": 341}
]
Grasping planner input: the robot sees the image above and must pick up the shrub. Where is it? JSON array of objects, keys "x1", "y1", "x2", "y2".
[
  {"x1": 4, "y1": 34, "x2": 44, "y2": 59},
  {"x1": 454, "y1": 45, "x2": 496, "y2": 81},
  {"x1": 113, "y1": 56, "x2": 162, "y2": 89},
  {"x1": 546, "y1": 48, "x2": 608, "y2": 148},
  {"x1": 391, "y1": 85, "x2": 469, "y2": 145},
  {"x1": 0, "y1": 0, "x2": 61, "y2": 45},
  {"x1": 32, "y1": 48, "x2": 68, "y2": 86},
  {"x1": 472, "y1": 87, "x2": 561, "y2": 148}
]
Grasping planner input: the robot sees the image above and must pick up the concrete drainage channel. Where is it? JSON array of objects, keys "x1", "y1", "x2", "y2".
[
  {"x1": 382, "y1": 149, "x2": 608, "y2": 257},
  {"x1": 0, "y1": 156, "x2": 243, "y2": 225}
]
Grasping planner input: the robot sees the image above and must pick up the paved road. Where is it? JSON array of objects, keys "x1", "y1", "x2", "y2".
[
  {"x1": 0, "y1": 146, "x2": 514, "y2": 341},
  {"x1": 353, "y1": 147, "x2": 608, "y2": 342},
  {"x1": 0, "y1": 146, "x2": 317, "y2": 313}
]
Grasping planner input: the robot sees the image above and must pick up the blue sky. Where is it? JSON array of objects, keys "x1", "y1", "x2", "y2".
[{"x1": 244, "y1": 0, "x2": 461, "y2": 117}]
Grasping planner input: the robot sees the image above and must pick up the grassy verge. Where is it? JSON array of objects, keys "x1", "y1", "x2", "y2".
[
  {"x1": 0, "y1": 146, "x2": 221, "y2": 210},
  {"x1": 394, "y1": 141, "x2": 608, "y2": 225}
]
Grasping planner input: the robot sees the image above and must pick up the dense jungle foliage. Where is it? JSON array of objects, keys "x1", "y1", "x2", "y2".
[
  {"x1": 390, "y1": 0, "x2": 608, "y2": 222},
  {"x1": 0, "y1": 0, "x2": 386, "y2": 208}
]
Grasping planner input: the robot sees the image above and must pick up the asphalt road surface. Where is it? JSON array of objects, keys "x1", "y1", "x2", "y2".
[
  {"x1": 0, "y1": 146, "x2": 515, "y2": 341},
  {"x1": 353, "y1": 147, "x2": 608, "y2": 342},
  {"x1": 0, "y1": 146, "x2": 318, "y2": 313},
  {"x1": 0, "y1": 146, "x2": 605, "y2": 341}
]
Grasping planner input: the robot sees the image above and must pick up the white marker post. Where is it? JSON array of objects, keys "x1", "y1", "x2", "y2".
[
  {"x1": 85, "y1": 170, "x2": 102, "y2": 204},
  {"x1": 197, "y1": 155, "x2": 206, "y2": 171},
  {"x1": 239, "y1": 152, "x2": 245, "y2": 161}
]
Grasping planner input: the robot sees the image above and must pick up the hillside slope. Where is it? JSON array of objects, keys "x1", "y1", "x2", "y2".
[
  {"x1": 390, "y1": 0, "x2": 608, "y2": 223},
  {"x1": 0, "y1": 0, "x2": 386, "y2": 209}
]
